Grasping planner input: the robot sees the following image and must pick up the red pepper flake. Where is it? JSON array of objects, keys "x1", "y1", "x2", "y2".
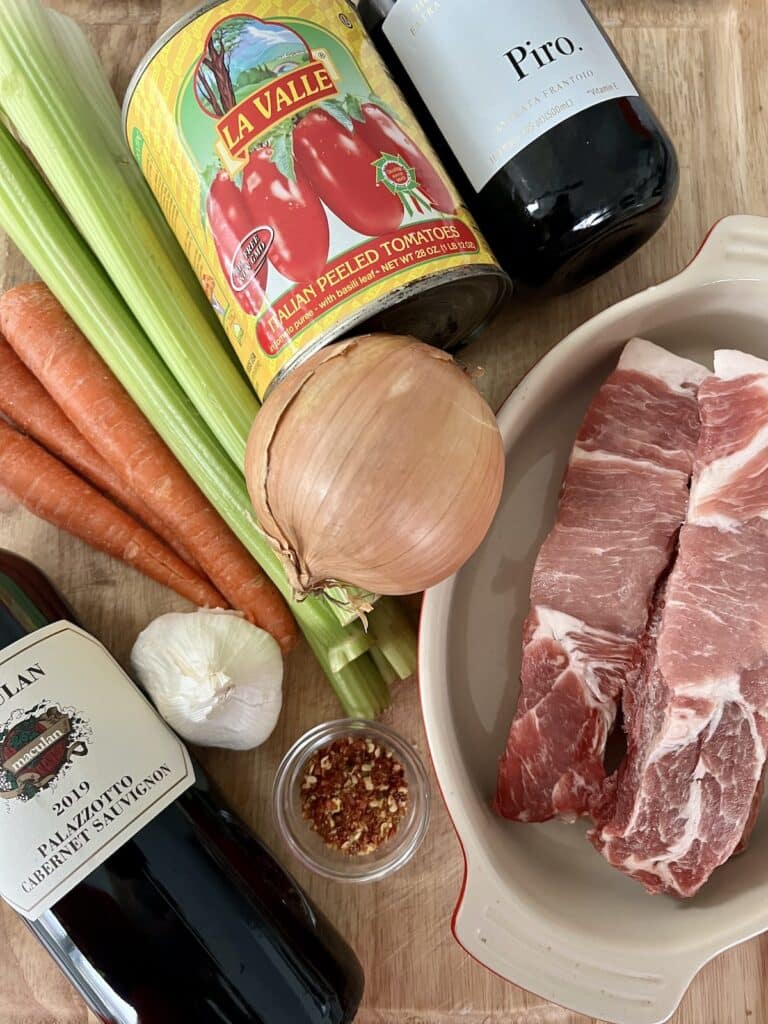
[{"x1": 300, "y1": 736, "x2": 409, "y2": 855}]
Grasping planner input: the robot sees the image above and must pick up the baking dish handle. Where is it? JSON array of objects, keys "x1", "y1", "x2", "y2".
[
  {"x1": 453, "y1": 851, "x2": 700, "y2": 1024},
  {"x1": 678, "y1": 214, "x2": 768, "y2": 286}
]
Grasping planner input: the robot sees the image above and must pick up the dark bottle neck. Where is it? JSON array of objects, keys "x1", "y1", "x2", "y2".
[
  {"x1": 0, "y1": 551, "x2": 76, "y2": 646},
  {"x1": 356, "y1": 0, "x2": 395, "y2": 34}
]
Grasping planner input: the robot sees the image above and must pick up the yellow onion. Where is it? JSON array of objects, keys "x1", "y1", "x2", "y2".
[{"x1": 245, "y1": 333, "x2": 505, "y2": 597}]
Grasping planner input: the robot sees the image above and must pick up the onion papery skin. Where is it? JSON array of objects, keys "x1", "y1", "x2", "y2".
[{"x1": 245, "y1": 334, "x2": 505, "y2": 597}]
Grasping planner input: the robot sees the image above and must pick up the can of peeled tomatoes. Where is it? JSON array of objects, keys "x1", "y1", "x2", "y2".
[{"x1": 123, "y1": 0, "x2": 510, "y2": 399}]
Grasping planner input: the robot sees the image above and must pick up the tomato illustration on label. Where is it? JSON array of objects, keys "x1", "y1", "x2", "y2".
[
  {"x1": 206, "y1": 171, "x2": 269, "y2": 316},
  {"x1": 243, "y1": 147, "x2": 330, "y2": 284},
  {"x1": 124, "y1": 2, "x2": 502, "y2": 399},
  {"x1": 293, "y1": 109, "x2": 404, "y2": 237},
  {"x1": 355, "y1": 103, "x2": 456, "y2": 215}
]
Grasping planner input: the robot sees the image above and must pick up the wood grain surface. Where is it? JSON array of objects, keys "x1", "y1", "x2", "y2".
[{"x1": 1, "y1": 1, "x2": 767, "y2": 1022}]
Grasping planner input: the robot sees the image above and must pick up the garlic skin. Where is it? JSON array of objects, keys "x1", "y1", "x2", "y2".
[{"x1": 130, "y1": 610, "x2": 283, "y2": 751}]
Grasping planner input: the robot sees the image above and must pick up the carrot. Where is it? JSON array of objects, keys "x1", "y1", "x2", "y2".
[
  {"x1": 0, "y1": 333, "x2": 204, "y2": 573},
  {"x1": 0, "y1": 283, "x2": 298, "y2": 653},
  {"x1": 0, "y1": 418, "x2": 227, "y2": 608}
]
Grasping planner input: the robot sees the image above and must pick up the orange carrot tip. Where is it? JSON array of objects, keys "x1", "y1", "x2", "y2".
[
  {"x1": 0, "y1": 284, "x2": 297, "y2": 654},
  {"x1": 0, "y1": 418, "x2": 227, "y2": 610}
]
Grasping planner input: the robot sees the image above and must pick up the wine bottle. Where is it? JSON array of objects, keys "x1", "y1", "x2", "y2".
[
  {"x1": 356, "y1": 0, "x2": 679, "y2": 294},
  {"x1": 0, "y1": 550, "x2": 363, "y2": 1024}
]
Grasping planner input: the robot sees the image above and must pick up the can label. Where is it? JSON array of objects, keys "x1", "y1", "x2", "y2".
[
  {"x1": 0, "y1": 623, "x2": 193, "y2": 921},
  {"x1": 124, "y1": 0, "x2": 499, "y2": 398}
]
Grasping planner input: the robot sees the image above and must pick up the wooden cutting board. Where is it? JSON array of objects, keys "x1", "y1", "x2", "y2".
[{"x1": 1, "y1": 1, "x2": 767, "y2": 1021}]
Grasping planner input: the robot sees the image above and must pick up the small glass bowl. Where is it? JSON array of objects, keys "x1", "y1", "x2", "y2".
[{"x1": 273, "y1": 718, "x2": 431, "y2": 882}]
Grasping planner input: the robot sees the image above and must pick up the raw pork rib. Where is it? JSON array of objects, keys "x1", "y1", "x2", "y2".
[
  {"x1": 592, "y1": 351, "x2": 768, "y2": 897},
  {"x1": 495, "y1": 339, "x2": 707, "y2": 823}
]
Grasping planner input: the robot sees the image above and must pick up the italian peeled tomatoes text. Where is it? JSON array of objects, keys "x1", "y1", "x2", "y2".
[
  {"x1": 272, "y1": 219, "x2": 479, "y2": 337},
  {"x1": 21, "y1": 764, "x2": 172, "y2": 895}
]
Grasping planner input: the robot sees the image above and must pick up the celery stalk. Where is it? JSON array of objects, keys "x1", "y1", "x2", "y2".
[
  {"x1": 327, "y1": 621, "x2": 371, "y2": 675},
  {"x1": 7, "y1": 3, "x2": 403, "y2": 640},
  {"x1": 0, "y1": 0, "x2": 256, "y2": 468},
  {"x1": 46, "y1": 8, "x2": 232, "y2": 348},
  {"x1": 368, "y1": 599, "x2": 419, "y2": 680},
  {"x1": 369, "y1": 647, "x2": 398, "y2": 687},
  {"x1": 0, "y1": 0, "x2": 418, "y2": 690},
  {"x1": 335, "y1": 655, "x2": 391, "y2": 718},
  {"x1": 0, "y1": 120, "x2": 388, "y2": 719}
]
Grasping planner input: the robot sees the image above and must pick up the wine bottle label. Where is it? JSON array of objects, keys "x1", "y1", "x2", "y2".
[
  {"x1": 383, "y1": 0, "x2": 639, "y2": 192},
  {"x1": 0, "y1": 622, "x2": 194, "y2": 921}
]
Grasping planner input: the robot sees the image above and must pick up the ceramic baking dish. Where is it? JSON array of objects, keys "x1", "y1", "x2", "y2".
[{"x1": 419, "y1": 215, "x2": 768, "y2": 1024}]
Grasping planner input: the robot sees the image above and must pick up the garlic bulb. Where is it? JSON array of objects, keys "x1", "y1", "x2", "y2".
[
  {"x1": 130, "y1": 610, "x2": 283, "y2": 750},
  {"x1": 245, "y1": 333, "x2": 505, "y2": 597}
]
